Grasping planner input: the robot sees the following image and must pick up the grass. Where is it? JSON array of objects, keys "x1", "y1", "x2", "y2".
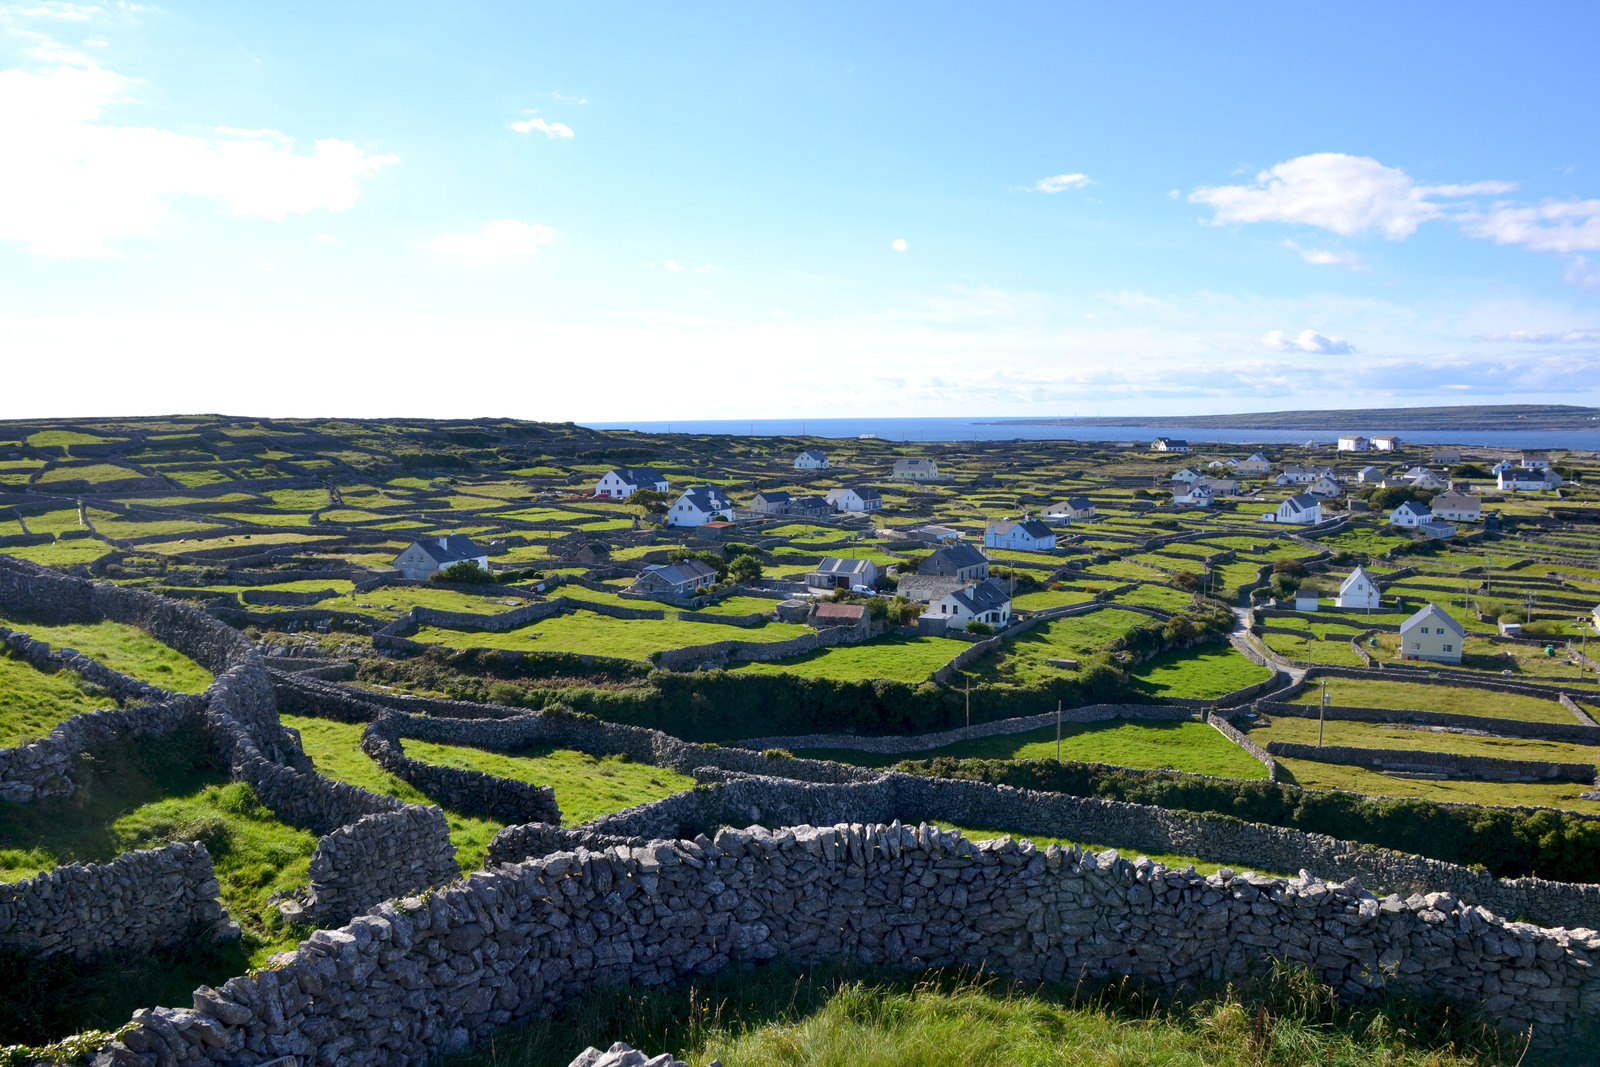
[
  {"x1": 1260, "y1": 630, "x2": 1369, "y2": 667},
  {"x1": 1009, "y1": 587, "x2": 1095, "y2": 610},
  {"x1": 165, "y1": 468, "x2": 234, "y2": 488},
  {"x1": 1283, "y1": 678, "x2": 1577, "y2": 723},
  {"x1": 1110, "y1": 583, "x2": 1194, "y2": 612},
  {"x1": 1273, "y1": 757, "x2": 1600, "y2": 816},
  {"x1": 800, "y1": 719, "x2": 1268, "y2": 779},
  {"x1": 442, "y1": 959, "x2": 1526, "y2": 1067},
  {"x1": 728, "y1": 633, "x2": 964, "y2": 682},
  {"x1": 414, "y1": 610, "x2": 810, "y2": 662},
  {"x1": 25, "y1": 430, "x2": 120, "y2": 448},
  {"x1": 36, "y1": 464, "x2": 142, "y2": 485},
  {"x1": 1128, "y1": 644, "x2": 1274, "y2": 700},
  {"x1": 1370, "y1": 632, "x2": 1600, "y2": 687},
  {"x1": 970, "y1": 609, "x2": 1147, "y2": 687},
  {"x1": 0, "y1": 539, "x2": 113, "y2": 567},
  {"x1": 0, "y1": 612, "x2": 213, "y2": 692},
  {"x1": 1246, "y1": 714, "x2": 1600, "y2": 767},
  {"x1": 0, "y1": 653, "x2": 109, "y2": 747}
]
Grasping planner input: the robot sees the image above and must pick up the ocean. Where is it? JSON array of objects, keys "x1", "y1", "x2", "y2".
[{"x1": 583, "y1": 417, "x2": 1599, "y2": 451}]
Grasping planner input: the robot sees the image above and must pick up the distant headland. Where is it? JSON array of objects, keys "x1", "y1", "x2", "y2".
[{"x1": 985, "y1": 404, "x2": 1600, "y2": 432}]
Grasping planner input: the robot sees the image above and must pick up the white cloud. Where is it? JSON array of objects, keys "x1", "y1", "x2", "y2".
[
  {"x1": 424, "y1": 218, "x2": 553, "y2": 262},
  {"x1": 891, "y1": 238, "x2": 907, "y2": 251},
  {"x1": 1032, "y1": 173, "x2": 1090, "y2": 193},
  {"x1": 510, "y1": 112, "x2": 574, "y2": 138},
  {"x1": 1456, "y1": 199, "x2": 1600, "y2": 253},
  {"x1": 1261, "y1": 329, "x2": 1354, "y2": 355},
  {"x1": 0, "y1": 53, "x2": 397, "y2": 257},
  {"x1": 1283, "y1": 239, "x2": 1368, "y2": 271},
  {"x1": 1191, "y1": 153, "x2": 1515, "y2": 239},
  {"x1": 663, "y1": 259, "x2": 683, "y2": 272},
  {"x1": 11, "y1": 2, "x2": 101, "y2": 20},
  {"x1": 1565, "y1": 256, "x2": 1600, "y2": 291},
  {"x1": 1485, "y1": 328, "x2": 1600, "y2": 343},
  {"x1": 315, "y1": 232, "x2": 338, "y2": 243}
]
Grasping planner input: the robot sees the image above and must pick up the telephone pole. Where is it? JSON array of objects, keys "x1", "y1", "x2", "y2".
[
  {"x1": 1056, "y1": 700, "x2": 1062, "y2": 763},
  {"x1": 965, "y1": 675, "x2": 971, "y2": 738},
  {"x1": 1318, "y1": 678, "x2": 1329, "y2": 747}
]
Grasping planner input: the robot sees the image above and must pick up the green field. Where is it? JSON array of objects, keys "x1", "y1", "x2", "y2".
[
  {"x1": 37, "y1": 464, "x2": 142, "y2": 485},
  {"x1": 1284, "y1": 678, "x2": 1579, "y2": 723},
  {"x1": 1260, "y1": 630, "x2": 1368, "y2": 667},
  {"x1": 413, "y1": 610, "x2": 808, "y2": 661},
  {"x1": 971, "y1": 609, "x2": 1147, "y2": 687},
  {"x1": 802, "y1": 719, "x2": 1267, "y2": 779},
  {"x1": 1128, "y1": 644, "x2": 1273, "y2": 700},
  {"x1": 1247, "y1": 714, "x2": 1600, "y2": 766},
  {"x1": 729, "y1": 633, "x2": 963, "y2": 682},
  {"x1": 0, "y1": 654, "x2": 108, "y2": 746},
  {"x1": 0, "y1": 613, "x2": 213, "y2": 692},
  {"x1": 1010, "y1": 587, "x2": 1095, "y2": 610},
  {"x1": 1370, "y1": 632, "x2": 1600, "y2": 687},
  {"x1": 1273, "y1": 756, "x2": 1600, "y2": 815}
]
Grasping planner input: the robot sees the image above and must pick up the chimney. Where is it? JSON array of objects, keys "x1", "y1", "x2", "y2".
[{"x1": 438, "y1": 535, "x2": 449, "y2": 550}]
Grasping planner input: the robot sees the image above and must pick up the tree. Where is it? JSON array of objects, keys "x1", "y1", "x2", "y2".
[
  {"x1": 434, "y1": 560, "x2": 494, "y2": 584},
  {"x1": 629, "y1": 489, "x2": 669, "y2": 515},
  {"x1": 728, "y1": 555, "x2": 762, "y2": 584}
]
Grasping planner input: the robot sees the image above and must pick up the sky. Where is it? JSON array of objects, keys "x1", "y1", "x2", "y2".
[{"x1": 2, "y1": 1, "x2": 1598, "y2": 422}]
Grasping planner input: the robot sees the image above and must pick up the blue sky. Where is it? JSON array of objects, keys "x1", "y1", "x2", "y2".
[{"x1": 2, "y1": 2, "x2": 1597, "y2": 420}]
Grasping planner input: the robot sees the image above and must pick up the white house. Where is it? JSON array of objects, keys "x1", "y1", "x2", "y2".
[
  {"x1": 1170, "y1": 467, "x2": 1202, "y2": 484},
  {"x1": 984, "y1": 519, "x2": 1057, "y2": 551},
  {"x1": 1499, "y1": 467, "x2": 1562, "y2": 492},
  {"x1": 1337, "y1": 566, "x2": 1381, "y2": 610},
  {"x1": 1371, "y1": 435, "x2": 1402, "y2": 451},
  {"x1": 1430, "y1": 491, "x2": 1482, "y2": 522},
  {"x1": 1417, "y1": 520, "x2": 1458, "y2": 539},
  {"x1": 667, "y1": 486, "x2": 735, "y2": 526},
  {"x1": 392, "y1": 534, "x2": 490, "y2": 580},
  {"x1": 919, "y1": 544, "x2": 990, "y2": 580},
  {"x1": 1432, "y1": 449, "x2": 1462, "y2": 466},
  {"x1": 825, "y1": 486, "x2": 884, "y2": 513},
  {"x1": 1337, "y1": 435, "x2": 1370, "y2": 452},
  {"x1": 915, "y1": 524, "x2": 964, "y2": 542},
  {"x1": 794, "y1": 449, "x2": 830, "y2": 470},
  {"x1": 1521, "y1": 453, "x2": 1551, "y2": 469},
  {"x1": 1491, "y1": 459, "x2": 1515, "y2": 473},
  {"x1": 807, "y1": 556, "x2": 879, "y2": 592},
  {"x1": 1151, "y1": 437, "x2": 1191, "y2": 452},
  {"x1": 1356, "y1": 465, "x2": 1385, "y2": 483},
  {"x1": 928, "y1": 578, "x2": 1012, "y2": 630},
  {"x1": 1261, "y1": 494, "x2": 1322, "y2": 525},
  {"x1": 1173, "y1": 482, "x2": 1214, "y2": 508},
  {"x1": 1044, "y1": 497, "x2": 1095, "y2": 522},
  {"x1": 1201, "y1": 476, "x2": 1240, "y2": 495},
  {"x1": 594, "y1": 466, "x2": 669, "y2": 500},
  {"x1": 1308, "y1": 474, "x2": 1342, "y2": 498},
  {"x1": 1403, "y1": 467, "x2": 1449, "y2": 490},
  {"x1": 892, "y1": 458, "x2": 940, "y2": 481},
  {"x1": 1275, "y1": 465, "x2": 1323, "y2": 485},
  {"x1": 1397, "y1": 603, "x2": 1466, "y2": 664},
  {"x1": 1388, "y1": 501, "x2": 1433, "y2": 527},
  {"x1": 1235, "y1": 452, "x2": 1271, "y2": 475},
  {"x1": 1294, "y1": 589, "x2": 1320, "y2": 612},
  {"x1": 631, "y1": 560, "x2": 718, "y2": 596}
]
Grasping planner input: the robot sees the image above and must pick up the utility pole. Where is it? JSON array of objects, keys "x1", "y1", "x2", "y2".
[
  {"x1": 1318, "y1": 678, "x2": 1329, "y2": 747},
  {"x1": 1056, "y1": 700, "x2": 1062, "y2": 763},
  {"x1": 966, "y1": 674, "x2": 971, "y2": 738}
]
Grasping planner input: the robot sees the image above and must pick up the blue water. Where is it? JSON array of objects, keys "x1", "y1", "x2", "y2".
[{"x1": 584, "y1": 417, "x2": 1600, "y2": 451}]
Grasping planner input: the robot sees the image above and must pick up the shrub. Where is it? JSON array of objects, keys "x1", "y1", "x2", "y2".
[
  {"x1": 434, "y1": 560, "x2": 494, "y2": 584},
  {"x1": 965, "y1": 620, "x2": 994, "y2": 635}
]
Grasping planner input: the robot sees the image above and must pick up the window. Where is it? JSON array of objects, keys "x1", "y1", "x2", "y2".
[{"x1": 1442, "y1": 644, "x2": 1454, "y2": 653}]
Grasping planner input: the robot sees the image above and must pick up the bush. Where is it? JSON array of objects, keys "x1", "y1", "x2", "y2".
[
  {"x1": 495, "y1": 567, "x2": 543, "y2": 584},
  {"x1": 728, "y1": 555, "x2": 762, "y2": 584},
  {"x1": 668, "y1": 548, "x2": 729, "y2": 580},
  {"x1": 434, "y1": 560, "x2": 494, "y2": 584},
  {"x1": 965, "y1": 620, "x2": 994, "y2": 635}
]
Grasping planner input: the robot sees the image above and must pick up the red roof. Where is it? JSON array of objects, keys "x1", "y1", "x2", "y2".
[
  {"x1": 813, "y1": 602, "x2": 868, "y2": 621},
  {"x1": 702, "y1": 521, "x2": 737, "y2": 529}
]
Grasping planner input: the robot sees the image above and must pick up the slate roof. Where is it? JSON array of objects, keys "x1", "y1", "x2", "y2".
[
  {"x1": 752, "y1": 490, "x2": 792, "y2": 505},
  {"x1": 989, "y1": 520, "x2": 1053, "y2": 539},
  {"x1": 798, "y1": 449, "x2": 828, "y2": 462},
  {"x1": 609, "y1": 467, "x2": 666, "y2": 487},
  {"x1": 898, "y1": 575, "x2": 969, "y2": 602},
  {"x1": 675, "y1": 485, "x2": 732, "y2": 512},
  {"x1": 1400, "y1": 602, "x2": 1465, "y2": 638},
  {"x1": 401, "y1": 534, "x2": 486, "y2": 566},
  {"x1": 1282, "y1": 494, "x2": 1319, "y2": 514},
  {"x1": 948, "y1": 578, "x2": 1011, "y2": 614},
  {"x1": 813, "y1": 556, "x2": 875, "y2": 578},
  {"x1": 638, "y1": 560, "x2": 718, "y2": 587},
  {"x1": 922, "y1": 544, "x2": 988, "y2": 571},
  {"x1": 1339, "y1": 567, "x2": 1378, "y2": 594}
]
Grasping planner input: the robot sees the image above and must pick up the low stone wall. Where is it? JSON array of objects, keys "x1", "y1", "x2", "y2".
[
  {"x1": 652, "y1": 621, "x2": 867, "y2": 672},
  {"x1": 240, "y1": 588, "x2": 340, "y2": 607},
  {"x1": 1265, "y1": 741, "x2": 1598, "y2": 785},
  {"x1": 1205, "y1": 712, "x2": 1277, "y2": 780},
  {"x1": 1561, "y1": 693, "x2": 1600, "y2": 728},
  {"x1": 1283, "y1": 663, "x2": 1592, "y2": 704},
  {"x1": 1, "y1": 624, "x2": 174, "y2": 706},
  {"x1": 674, "y1": 608, "x2": 767, "y2": 627},
  {"x1": 736, "y1": 703, "x2": 1197, "y2": 756},
  {"x1": 1253, "y1": 700, "x2": 1600, "y2": 744},
  {"x1": 291, "y1": 807, "x2": 460, "y2": 926},
  {"x1": 0, "y1": 842, "x2": 233, "y2": 961},
  {"x1": 361, "y1": 714, "x2": 561, "y2": 825},
  {"x1": 0, "y1": 693, "x2": 202, "y2": 803},
  {"x1": 100, "y1": 821, "x2": 1600, "y2": 1067}
]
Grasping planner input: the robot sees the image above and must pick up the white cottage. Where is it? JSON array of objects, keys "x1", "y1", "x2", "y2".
[
  {"x1": 1261, "y1": 494, "x2": 1322, "y2": 525},
  {"x1": 1430, "y1": 491, "x2": 1482, "y2": 522},
  {"x1": 1173, "y1": 483, "x2": 1214, "y2": 508},
  {"x1": 594, "y1": 466, "x2": 669, "y2": 500},
  {"x1": 392, "y1": 534, "x2": 490, "y2": 580},
  {"x1": 1397, "y1": 603, "x2": 1465, "y2": 664},
  {"x1": 1044, "y1": 497, "x2": 1095, "y2": 522},
  {"x1": 984, "y1": 519, "x2": 1056, "y2": 551},
  {"x1": 1337, "y1": 566, "x2": 1381, "y2": 610},
  {"x1": 667, "y1": 486, "x2": 735, "y2": 527},
  {"x1": 825, "y1": 486, "x2": 884, "y2": 513},
  {"x1": 794, "y1": 449, "x2": 830, "y2": 470},
  {"x1": 892, "y1": 458, "x2": 940, "y2": 481},
  {"x1": 927, "y1": 578, "x2": 1012, "y2": 629},
  {"x1": 1388, "y1": 501, "x2": 1432, "y2": 527}
]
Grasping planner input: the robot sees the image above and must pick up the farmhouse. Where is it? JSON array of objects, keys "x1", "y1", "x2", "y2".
[
  {"x1": 919, "y1": 543, "x2": 990, "y2": 580},
  {"x1": 809, "y1": 601, "x2": 869, "y2": 634},
  {"x1": 1261, "y1": 493, "x2": 1322, "y2": 525},
  {"x1": 914, "y1": 524, "x2": 964, "y2": 542},
  {"x1": 1170, "y1": 467, "x2": 1202, "y2": 484},
  {"x1": 1201, "y1": 476, "x2": 1239, "y2": 495},
  {"x1": 1337, "y1": 435, "x2": 1369, "y2": 452},
  {"x1": 984, "y1": 519, "x2": 1057, "y2": 550},
  {"x1": 1499, "y1": 467, "x2": 1562, "y2": 492},
  {"x1": 1432, "y1": 448, "x2": 1461, "y2": 465},
  {"x1": 825, "y1": 486, "x2": 884, "y2": 513},
  {"x1": 1371, "y1": 435, "x2": 1402, "y2": 451},
  {"x1": 1172, "y1": 482, "x2": 1213, "y2": 508},
  {"x1": 1356, "y1": 465, "x2": 1385, "y2": 483},
  {"x1": 630, "y1": 560, "x2": 717, "y2": 596},
  {"x1": 594, "y1": 467, "x2": 669, "y2": 500},
  {"x1": 1044, "y1": 497, "x2": 1095, "y2": 522},
  {"x1": 807, "y1": 556, "x2": 879, "y2": 592},
  {"x1": 794, "y1": 449, "x2": 829, "y2": 470},
  {"x1": 1150, "y1": 437, "x2": 1190, "y2": 452},
  {"x1": 1275, "y1": 465, "x2": 1324, "y2": 485},
  {"x1": 1234, "y1": 452, "x2": 1271, "y2": 475},
  {"x1": 1430, "y1": 491, "x2": 1482, "y2": 521},
  {"x1": 897, "y1": 574, "x2": 968, "y2": 604},
  {"x1": 1337, "y1": 566, "x2": 1381, "y2": 610},
  {"x1": 892, "y1": 457, "x2": 940, "y2": 481},
  {"x1": 787, "y1": 495, "x2": 832, "y2": 518},
  {"x1": 1417, "y1": 519, "x2": 1458, "y2": 539},
  {"x1": 1398, "y1": 602, "x2": 1466, "y2": 664},
  {"x1": 1388, "y1": 501, "x2": 1432, "y2": 527},
  {"x1": 392, "y1": 534, "x2": 489, "y2": 580},
  {"x1": 928, "y1": 578, "x2": 1013, "y2": 629},
  {"x1": 1404, "y1": 467, "x2": 1449, "y2": 490},
  {"x1": 748, "y1": 490, "x2": 793, "y2": 516},
  {"x1": 666, "y1": 486, "x2": 735, "y2": 526},
  {"x1": 1308, "y1": 474, "x2": 1341, "y2": 498},
  {"x1": 1521, "y1": 452, "x2": 1551, "y2": 469}
]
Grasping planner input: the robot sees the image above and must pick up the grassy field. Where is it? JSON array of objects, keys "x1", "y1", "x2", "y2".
[
  {"x1": 1260, "y1": 630, "x2": 1369, "y2": 667},
  {"x1": 442, "y1": 960, "x2": 1516, "y2": 1067},
  {"x1": 0, "y1": 613, "x2": 213, "y2": 692},
  {"x1": 0, "y1": 653, "x2": 108, "y2": 746},
  {"x1": 1009, "y1": 587, "x2": 1095, "y2": 610},
  {"x1": 970, "y1": 608, "x2": 1147, "y2": 687},
  {"x1": 1273, "y1": 756, "x2": 1600, "y2": 815},
  {"x1": 1109, "y1": 583, "x2": 1193, "y2": 612},
  {"x1": 1370, "y1": 632, "x2": 1600, "y2": 688},
  {"x1": 728, "y1": 633, "x2": 963, "y2": 682},
  {"x1": 1128, "y1": 644, "x2": 1273, "y2": 700},
  {"x1": 801, "y1": 719, "x2": 1267, "y2": 779},
  {"x1": 1246, "y1": 714, "x2": 1600, "y2": 766},
  {"x1": 1283, "y1": 678, "x2": 1578, "y2": 723},
  {"x1": 413, "y1": 610, "x2": 808, "y2": 661}
]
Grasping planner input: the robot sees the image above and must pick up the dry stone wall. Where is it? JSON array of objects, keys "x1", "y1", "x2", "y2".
[
  {"x1": 290, "y1": 807, "x2": 461, "y2": 926},
  {"x1": 99, "y1": 821, "x2": 1600, "y2": 1067},
  {"x1": 1265, "y1": 740, "x2": 1598, "y2": 785},
  {"x1": 1253, "y1": 699, "x2": 1600, "y2": 743},
  {"x1": 0, "y1": 842, "x2": 234, "y2": 961},
  {"x1": 361, "y1": 714, "x2": 561, "y2": 825}
]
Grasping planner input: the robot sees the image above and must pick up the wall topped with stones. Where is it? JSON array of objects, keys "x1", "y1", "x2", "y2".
[
  {"x1": 0, "y1": 624, "x2": 174, "y2": 706},
  {"x1": 1252, "y1": 700, "x2": 1600, "y2": 744},
  {"x1": 0, "y1": 842, "x2": 234, "y2": 961},
  {"x1": 99, "y1": 821, "x2": 1600, "y2": 1067},
  {"x1": 361, "y1": 714, "x2": 561, "y2": 825},
  {"x1": 1265, "y1": 740, "x2": 1598, "y2": 785},
  {"x1": 286, "y1": 807, "x2": 460, "y2": 926}
]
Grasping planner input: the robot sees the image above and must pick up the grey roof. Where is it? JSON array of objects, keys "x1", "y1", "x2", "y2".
[
  {"x1": 1401, "y1": 602, "x2": 1466, "y2": 637},
  {"x1": 1431, "y1": 491, "x2": 1480, "y2": 508},
  {"x1": 610, "y1": 466, "x2": 665, "y2": 487},
  {"x1": 1283, "y1": 493, "x2": 1319, "y2": 513},
  {"x1": 990, "y1": 519, "x2": 1053, "y2": 539},
  {"x1": 752, "y1": 490, "x2": 792, "y2": 505},
  {"x1": 639, "y1": 559, "x2": 718, "y2": 586},
  {"x1": 1339, "y1": 566, "x2": 1378, "y2": 593},
  {"x1": 893, "y1": 458, "x2": 934, "y2": 470},
  {"x1": 798, "y1": 449, "x2": 827, "y2": 461},
  {"x1": 949, "y1": 578, "x2": 1011, "y2": 614},
  {"x1": 400, "y1": 533, "x2": 486, "y2": 566},
  {"x1": 1391, "y1": 501, "x2": 1430, "y2": 518},
  {"x1": 925, "y1": 543, "x2": 988, "y2": 570},
  {"x1": 789, "y1": 495, "x2": 830, "y2": 509},
  {"x1": 898, "y1": 575, "x2": 968, "y2": 602},
  {"x1": 813, "y1": 556, "x2": 875, "y2": 577},
  {"x1": 675, "y1": 485, "x2": 732, "y2": 512}
]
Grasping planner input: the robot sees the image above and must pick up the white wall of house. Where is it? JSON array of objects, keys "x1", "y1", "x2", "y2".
[
  {"x1": 1399, "y1": 617, "x2": 1464, "y2": 663},
  {"x1": 1337, "y1": 573, "x2": 1380, "y2": 609}
]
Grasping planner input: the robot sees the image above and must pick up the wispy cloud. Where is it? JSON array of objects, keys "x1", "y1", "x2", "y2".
[
  {"x1": 1456, "y1": 199, "x2": 1600, "y2": 253},
  {"x1": 1282, "y1": 239, "x2": 1368, "y2": 271},
  {"x1": 663, "y1": 259, "x2": 683, "y2": 272},
  {"x1": 510, "y1": 112, "x2": 575, "y2": 138},
  {"x1": 891, "y1": 238, "x2": 907, "y2": 251},
  {"x1": 1485, "y1": 328, "x2": 1600, "y2": 343},
  {"x1": 424, "y1": 219, "x2": 553, "y2": 261},
  {"x1": 1032, "y1": 172, "x2": 1091, "y2": 193},
  {"x1": 1262, "y1": 328, "x2": 1354, "y2": 355}
]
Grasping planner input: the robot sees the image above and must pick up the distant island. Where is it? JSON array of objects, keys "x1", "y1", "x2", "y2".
[{"x1": 985, "y1": 404, "x2": 1600, "y2": 432}]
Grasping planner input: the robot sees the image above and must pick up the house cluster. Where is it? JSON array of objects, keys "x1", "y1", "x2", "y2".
[
  {"x1": 1386, "y1": 500, "x2": 1459, "y2": 539},
  {"x1": 897, "y1": 544, "x2": 1013, "y2": 633},
  {"x1": 1274, "y1": 465, "x2": 1341, "y2": 496},
  {"x1": 1169, "y1": 468, "x2": 1239, "y2": 507},
  {"x1": 1495, "y1": 454, "x2": 1564, "y2": 492}
]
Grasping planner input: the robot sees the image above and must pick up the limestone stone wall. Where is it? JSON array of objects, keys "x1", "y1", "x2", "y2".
[
  {"x1": 100, "y1": 822, "x2": 1600, "y2": 1067},
  {"x1": 0, "y1": 842, "x2": 233, "y2": 961},
  {"x1": 1253, "y1": 699, "x2": 1600, "y2": 743},
  {"x1": 1265, "y1": 740, "x2": 1597, "y2": 785},
  {"x1": 0, "y1": 624, "x2": 174, "y2": 706},
  {"x1": 293, "y1": 807, "x2": 460, "y2": 926},
  {"x1": 361, "y1": 714, "x2": 561, "y2": 825},
  {"x1": 1205, "y1": 712, "x2": 1277, "y2": 780}
]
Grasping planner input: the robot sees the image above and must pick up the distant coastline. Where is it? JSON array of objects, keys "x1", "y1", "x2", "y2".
[{"x1": 982, "y1": 404, "x2": 1600, "y2": 433}]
